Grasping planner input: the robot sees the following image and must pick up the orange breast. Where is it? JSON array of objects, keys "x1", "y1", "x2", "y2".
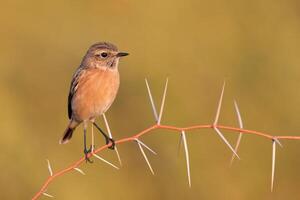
[{"x1": 72, "y1": 68, "x2": 120, "y2": 121}]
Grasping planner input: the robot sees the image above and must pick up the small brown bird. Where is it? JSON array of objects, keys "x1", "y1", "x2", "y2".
[{"x1": 59, "y1": 42, "x2": 128, "y2": 162}]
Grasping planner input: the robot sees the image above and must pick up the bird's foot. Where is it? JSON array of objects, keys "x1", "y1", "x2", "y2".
[
  {"x1": 105, "y1": 137, "x2": 115, "y2": 150},
  {"x1": 84, "y1": 145, "x2": 93, "y2": 163}
]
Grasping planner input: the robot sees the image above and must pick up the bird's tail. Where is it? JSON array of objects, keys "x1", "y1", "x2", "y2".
[{"x1": 59, "y1": 120, "x2": 79, "y2": 144}]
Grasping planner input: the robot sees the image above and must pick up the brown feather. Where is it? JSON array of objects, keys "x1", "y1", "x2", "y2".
[
  {"x1": 60, "y1": 42, "x2": 126, "y2": 144},
  {"x1": 71, "y1": 68, "x2": 120, "y2": 122}
]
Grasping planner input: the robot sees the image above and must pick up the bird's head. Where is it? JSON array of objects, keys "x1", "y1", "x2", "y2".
[{"x1": 82, "y1": 42, "x2": 129, "y2": 70}]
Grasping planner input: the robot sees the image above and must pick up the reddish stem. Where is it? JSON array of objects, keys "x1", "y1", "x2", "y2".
[{"x1": 32, "y1": 123, "x2": 300, "y2": 199}]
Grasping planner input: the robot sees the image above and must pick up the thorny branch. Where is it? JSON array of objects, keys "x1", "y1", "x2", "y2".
[{"x1": 32, "y1": 79, "x2": 300, "y2": 199}]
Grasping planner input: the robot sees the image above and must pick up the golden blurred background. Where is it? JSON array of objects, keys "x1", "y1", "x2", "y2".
[{"x1": 1, "y1": 0, "x2": 300, "y2": 199}]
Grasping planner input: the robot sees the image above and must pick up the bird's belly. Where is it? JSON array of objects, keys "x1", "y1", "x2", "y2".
[
  {"x1": 72, "y1": 69, "x2": 119, "y2": 121},
  {"x1": 92, "y1": 89, "x2": 115, "y2": 116}
]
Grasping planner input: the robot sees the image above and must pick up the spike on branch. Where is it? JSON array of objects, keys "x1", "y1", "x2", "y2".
[
  {"x1": 274, "y1": 138, "x2": 283, "y2": 148},
  {"x1": 158, "y1": 78, "x2": 169, "y2": 125},
  {"x1": 103, "y1": 113, "x2": 122, "y2": 167},
  {"x1": 271, "y1": 140, "x2": 276, "y2": 192},
  {"x1": 136, "y1": 139, "x2": 155, "y2": 175},
  {"x1": 177, "y1": 133, "x2": 183, "y2": 156},
  {"x1": 93, "y1": 153, "x2": 119, "y2": 170},
  {"x1": 230, "y1": 100, "x2": 244, "y2": 165},
  {"x1": 136, "y1": 139, "x2": 157, "y2": 155},
  {"x1": 42, "y1": 192, "x2": 53, "y2": 198},
  {"x1": 145, "y1": 78, "x2": 159, "y2": 122},
  {"x1": 46, "y1": 159, "x2": 53, "y2": 176},
  {"x1": 214, "y1": 127, "x2": 240, "y2": 159},
  {"x1": 181, "y1": 131, "x2": 191, "y2": 187},
  {"x1": 212, "y1": 82, "x2": 239, "y2": 159},
  {"x1": 74, "y1": 167, "x2": 85, "y2": 175},
  {"x1": 213, "y1": 81, "x2": 225, "y2": 125},
  {"x1": 145, "y1": 78, "x2": 169, "y2": 125}
]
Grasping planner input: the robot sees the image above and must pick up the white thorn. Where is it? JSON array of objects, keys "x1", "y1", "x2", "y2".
[
  {"x1": 113, "y1": 146, "x2": 122, "y2": 167},
  {"x1": 136, "y1": 139, "x2": 157, "y2": 155},
  {"x1": 46, "y1": 159, "x2": 53, "y2": 176},
  {"x1": 42, "y1": 192, "x2": 54, "y2": 198},
  {"x1": 74, "y1": 167, "x2": 85, "y2": 175},
  {"x1": 271, "y1": 140, "x2": 276, "y2": 192},
  {"x1": 274, "y1": 138, "x2": 283, "y2": 148},
  {"x1": 93, "y1": 153, "x2": 120, "y2": 170},
  {"x1": 137, "y1": 140, "x2": 155, "y2": 175},
  {"x1": 181, "y1": 131, "x2": 191, "y2": 187},
  {"x1": 230, "y1": 100, "x2": 244, "y2": 165},
  {"x1": 213, "y1": 81, "x2": 225, "y2": 125},
  {"x1": 234, "y1": 100, "x2": 244, "y2": 129},
  {"x1": 145, "y1": 78, "x2": 159, "y2": 122},
  {"x1": 177, "y1": 133, "x2": 183, "y2": 156},
  {"x1": 158, "y1": 78, "x2": 169, "y2": 125},
  {"x1": 102, "y1": 113, "x2": 112, "y2": 138},
  {"x1": 214, "y1": 127, "x2": 240, "y2": 160},
  {"x1": 230, "y1": 133, "x2": 242, "y2": 165},
  {"x1": 103, "y1": 113, "x2": 122, "y2": 167}
]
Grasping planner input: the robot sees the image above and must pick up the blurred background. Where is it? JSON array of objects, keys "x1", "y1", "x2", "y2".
[{"x1": 1, "y1": 0, "x2": 300, "y2": 199}]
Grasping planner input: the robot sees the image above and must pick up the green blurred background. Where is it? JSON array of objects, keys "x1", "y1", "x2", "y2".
[{"x1": 1, "y1": 0, "x2": 300, "y2": 199}]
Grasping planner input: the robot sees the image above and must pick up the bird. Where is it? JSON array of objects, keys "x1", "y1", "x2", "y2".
[{"x1": 59, "y1": 42, "x2": 129, "y2": 162}]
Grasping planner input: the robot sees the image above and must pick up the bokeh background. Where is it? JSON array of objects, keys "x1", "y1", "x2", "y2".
[{"x1": 1, "y1": 0, "x2": 300, "y2": 199}]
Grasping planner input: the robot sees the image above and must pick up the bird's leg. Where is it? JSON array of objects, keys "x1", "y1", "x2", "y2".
[
  {"x1": 91, "y1": 123, "x2": 95, "y2": 152},
  {"x1": 83, "y1": 123, "x2": 93, "y2": 163},
  {"x1": 93, "y1": 122, "x2": 115, "y2": 150}
]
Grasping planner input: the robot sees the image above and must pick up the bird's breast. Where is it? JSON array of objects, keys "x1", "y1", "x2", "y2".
[{"x1": 72, "y1": 68, "x2": 120, "y2": 121}]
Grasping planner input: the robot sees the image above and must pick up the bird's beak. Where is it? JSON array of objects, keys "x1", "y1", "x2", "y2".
[{"x1": 116, "y1": 52, "x2": 129, "y2": 57}]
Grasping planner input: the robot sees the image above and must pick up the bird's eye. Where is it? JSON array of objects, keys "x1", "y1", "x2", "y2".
[{"x1": 100, "y1": 52, "x2": 108, "y2": 58}]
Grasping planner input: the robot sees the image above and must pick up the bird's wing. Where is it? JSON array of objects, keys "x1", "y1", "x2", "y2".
[{"x1": 68, "y1": 67, "x2": 85, "y2": 119}]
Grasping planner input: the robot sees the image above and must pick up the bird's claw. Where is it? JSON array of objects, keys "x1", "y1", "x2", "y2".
[
  {"x1": 84, "y1": 146, "x2": 93, "y2": 163},
  {"x1": 106, "y1": 137, "x2": 115, "y2": 150}
]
